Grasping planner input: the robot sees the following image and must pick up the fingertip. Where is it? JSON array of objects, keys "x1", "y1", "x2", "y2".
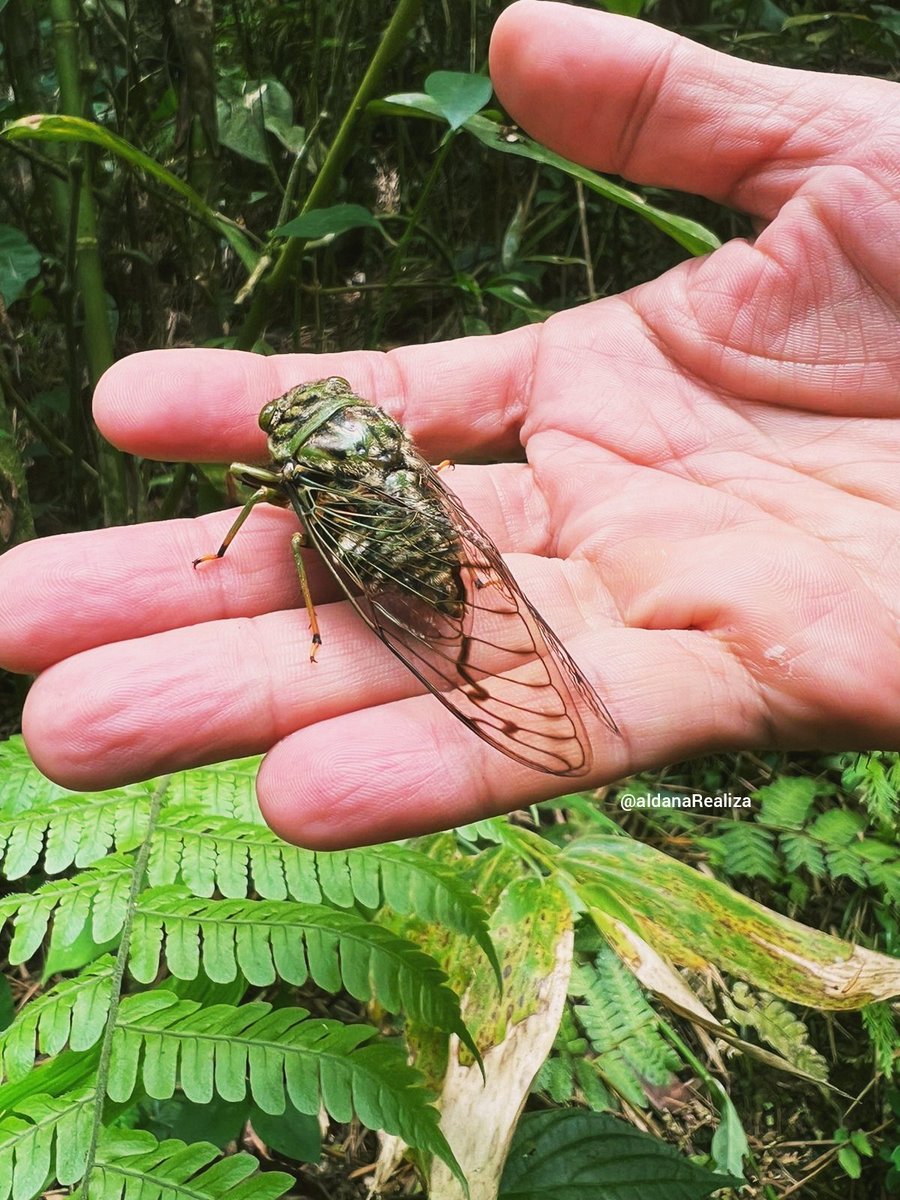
[
  {"x1": 93, "y1": 348, "x2": 270, "y2": 459},
  {"x1": 256, "y1": 704, "x2": 496, "y2": 850}
]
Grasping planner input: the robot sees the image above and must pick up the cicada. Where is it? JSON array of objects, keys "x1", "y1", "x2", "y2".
[{"x1": 194, "y1": 377, "x2": 618, "y2": 775}]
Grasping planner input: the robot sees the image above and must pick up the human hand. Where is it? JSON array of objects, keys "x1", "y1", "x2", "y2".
[{"x1": 2, "y1": 0, "x2": 899, "y2": 848}]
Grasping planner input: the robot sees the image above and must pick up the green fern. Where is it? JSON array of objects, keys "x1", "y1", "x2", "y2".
[
  {"x1": 860, "y1": 1001, "x2": 898, "y2": 1078},
  {"x1": 722, "y1": 983, "x2": 827, "y2": 1081},
  {"x1": 838, "y1": 751, "x2": 900, "y2": 830},
  {"x1": 0, "y1": 960, "x2": 114, "y2": 1084},
  {"x1": 75, "y1": 1129, "x2": 293, "y2": 1200},
  {"x1": 778, "y1": 832, "x2": 826, "y2": 878},
  {"x1": 107, "y1": 990, "x2": 462, "y2": 1179},
  {"x1": 757, "y1": 776, "x2": 820, "y2": 829},
  {"x1": 129, "y1": 886, "x2": 479, "y2": 1057},
  {"x1": 0, "y1": 802, "x2": 496, "y2": 975},
  {"x1": 0, "y1": 1084, "x2": 96, "y2": 1193},
  {"x1": 701, "y1": 824, "x2": 780, "y2": 883},
  {"x1": 571, "y1": 949, "x2": 680, "y2": 1109},
  {"x1": 0, "y1": 856, "x2": 133, "y2": 964}
]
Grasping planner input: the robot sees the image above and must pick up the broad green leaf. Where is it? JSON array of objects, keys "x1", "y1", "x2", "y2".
[
  {"x1": 274, "y1": 203, "x2": 381, "y2": 240},
  {"x1": 709, "y1": 1087, "x2": 750, "y2": 1180},
  {"x1": 139, "y1": 1096, "x2": 246, "y2": 1151},
  {"x1": 217, "y1": 77, "x2": 295, "y2": 166},
  {"x1": 377, "y1": 94, "x2": 720, "y2": 256},
  {"x1": 0, "y1": 116, "x2": 258, "y2": 272},
  {"x1": 424, "y1": 71, "x2": 492, "y2": 131},
  {"x1": 564, "y1": 834, "x2": 900, "y2": 1008},
  {"x1": 837, "y1": 1144, "x2": 862, "y2": 1179},
  {"x1": 499, "y1": 1109, "x2": 741, "y2": 1198},
  {"x1": 0, "y1": 226, "x2": 41, "y2": 306},
  {"x1": 250, "y1": 1100, "x2": 321, "y2": 1163}
]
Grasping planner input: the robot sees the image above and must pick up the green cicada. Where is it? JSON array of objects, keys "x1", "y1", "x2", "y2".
[{"x1": 194, "y1": 377, "x2": 617, "y2": 775}]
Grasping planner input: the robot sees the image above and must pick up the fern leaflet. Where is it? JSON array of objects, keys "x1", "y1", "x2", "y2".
[
  {"x1": 0, "y1": 1085, "x2": 96, "y2": 1194},
  {"x1": 130, "y1": 886, "x2": 478, "y2": 1057},
  {"x1": 77, "y1": 1129, "x2": 293, "y2": 1200},
  {"x1": 0, "y1": 960, "x2": 114, "y2": 1083},
  {"x1": 108, "y1": 991, "x2": 463, "y2": 1181}
]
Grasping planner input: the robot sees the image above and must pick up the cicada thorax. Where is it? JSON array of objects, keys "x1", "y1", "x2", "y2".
[{"x1": 271, "y1": 396, "x2": 468, "y2": 624}]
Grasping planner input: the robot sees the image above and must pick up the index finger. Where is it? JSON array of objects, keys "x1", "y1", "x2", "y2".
[{"x1": 93, "y1": 332, "x2": 537, "y2": 465}]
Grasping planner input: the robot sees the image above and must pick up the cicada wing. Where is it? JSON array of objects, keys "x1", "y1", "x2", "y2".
[{"x1": 288, "y1": 469, "x2": 616, "y2": 777}]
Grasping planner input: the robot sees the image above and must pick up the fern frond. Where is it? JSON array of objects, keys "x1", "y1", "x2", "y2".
[
  {"x1": 130, "y1": 887, "x2": 478, "y2": 1057},
  {"x1": 779, "y1": 832, "x2": 826, "y2": 878},
  {"x1": 723, "y1": 983, "x2": 827, "y2": 1081},
  {"x1": 808, "y1": 809, "x2": 866, "y2": 847},
  {"x1": 839, "y1": 751, "x2": 900, "y2": 830},
  {"x1": 0, "y1": 857, "x2": 133, "y2": 963},
  {"x1": 571, "y1": 949, "x2": 679, "y2": 1108},
  {"x1": 108, "y1": 992, "x2": 462, "y2": 1181},
  {"x1": 703, "y1": 825, "x2": 780, "y2": 882},
  {"x1": 164, "y1": 758, "x2": 266, "y2": 824},
  {"x1": 0, "y1": 737, "x2": 74, "y2": 819},
  {"x1": 860, "y1": 1001, "x2": 898, "y2": 1077},
  {"x1": 0, "y1": 791, "x2": 151, "y2": 880},
  {"x1": 757, "y1": 777, "x2": 819, "y2": 829},
  {"x1": 78, "y1": 1129, "x2": 293, "y2": 1200},
  {"x1": 824, "y1": 848, "x2": 869, "y2": 886},
  {"x1": 0, "y1": 960, "x2": 114, "y2": 1083},
  {"x1": 147, "y1": 815, "x2": 497, "y2": 971},
  {"x1": 854, "y1": 843, "x2": 900, "y2": 904},
  {"x1": 0, "y1": 1084, "x2": 96, "y2": 1194}
]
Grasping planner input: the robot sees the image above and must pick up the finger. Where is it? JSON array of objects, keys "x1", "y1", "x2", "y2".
[
  {"x1": 22, "y1": 592, "x2": 759, "y2": 843},
  {"x1": 258, "y1": 624, "x2": 759, "y2": 849},
  {"x1": 94, "y1": 332, "x2": 538, "y2": 463},
  {"x1": 0, "y1": 463, "x2": 542, "y2": 675},
  {"x1": 489, "y1": 1, "x2": 891, "y2": 216},
  {"x1": 19, "y1": 552, "x2": 616, "y2": 788}
]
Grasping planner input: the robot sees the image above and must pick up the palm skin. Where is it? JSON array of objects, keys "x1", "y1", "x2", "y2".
[{"x1": 1, "y1": 0, "x2": 898, "y2": 848}]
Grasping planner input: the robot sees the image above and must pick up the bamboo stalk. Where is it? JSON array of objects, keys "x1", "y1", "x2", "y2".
[{"x1": 50, "y1": 0, "x2": 128, "y2": 526}]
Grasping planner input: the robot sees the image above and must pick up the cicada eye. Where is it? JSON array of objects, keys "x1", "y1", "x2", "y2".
[{"x1": 258, "y1": 401, "x2": 278, "y2": 432}]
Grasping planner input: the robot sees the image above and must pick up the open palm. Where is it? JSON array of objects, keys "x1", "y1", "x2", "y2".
[{"x1": 2, "y1": 0, "x2": 898, "y2": 848}]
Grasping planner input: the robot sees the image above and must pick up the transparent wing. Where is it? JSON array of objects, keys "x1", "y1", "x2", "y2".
[{"x1": 287, "y1": 467, "x2": 617, "y2": 776}]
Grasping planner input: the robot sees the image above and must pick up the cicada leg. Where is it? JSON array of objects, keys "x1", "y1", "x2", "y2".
[
  {"x1": 192, "y1": 481, "x2": 286, "y2": 567},
  {"x1": 291, "y1": 531, "x2": 322, "y2": 662}
]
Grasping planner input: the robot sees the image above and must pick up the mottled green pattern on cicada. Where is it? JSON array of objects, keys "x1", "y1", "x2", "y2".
[{"x1": 235, "y1": 377, "x2": 617, "y2": 775}]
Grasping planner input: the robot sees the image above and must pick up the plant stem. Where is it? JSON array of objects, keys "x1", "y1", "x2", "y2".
[
  {"x1": 234, "y1": 0, "x2": 424, "y2": 351},
  {"x1": 79, "y1": 776, "x2": 169, "y2": 1197},
  {"x1": 50, "y1": 0, "x2": 128, "y2": 526}
]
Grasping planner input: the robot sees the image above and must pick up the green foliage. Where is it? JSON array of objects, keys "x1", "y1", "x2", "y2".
[
  {"x1": 722, "y1": 982, "x2": 828, "y2": 1081},
  {"x1": 73, "y1": 1130, "x2": 293, "y2": 1200},
  {"x1": 0, "y1": 1085, "x2": 96, "y2": 1192},
  {"x1": 499, "y1": 1109, "x2": 740, "y2": 1199},
  {"x1": 0, "y1": 224, "x2": 41, "y2": 307},
  {"x1": 108, "y1": 991, "x2": 457, "y2": 1172},
  {"x1": 694, "y1": 771, "x2": 900, "y2": 903},
  {"x1": 0, "y1": 747, "x2": 475, "y2": 1195},
  {"x1": 569, "y1": 949, "x2": 680, "y2": 1109}
]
